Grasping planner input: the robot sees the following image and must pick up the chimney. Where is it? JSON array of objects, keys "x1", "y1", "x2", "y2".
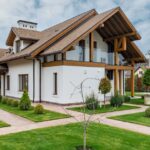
[{"x1": 17, "y1": 20, "x2": 37, "y2": 30}]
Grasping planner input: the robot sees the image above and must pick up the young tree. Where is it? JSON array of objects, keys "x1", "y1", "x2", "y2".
[
  {"x1": 99, "y1": 77, "x2": 111, "y2": 107},
  {"x1": 143, "y1": 69, "x2": 150, "y2": 92},
  {"x1": 19, "y1": 90, "x2": 31, "y2": 110}
]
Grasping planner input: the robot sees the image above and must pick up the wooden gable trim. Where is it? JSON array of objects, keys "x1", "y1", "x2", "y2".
[
  {"x1": 6, "y1": 29, "x2": 16, "y2": 46},
  {"x1": 30, "y1": 10, "x2": 97, "y2": 58},
  {"x1": 62, "y1": 8, "x2": 119, "y2": 53}
]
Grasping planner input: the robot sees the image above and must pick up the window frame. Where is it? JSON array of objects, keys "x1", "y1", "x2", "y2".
[
  {"x1": 53, "y1": 73, "x2": 58, "y2": 95},
  {"x1": 19, "y1": 74, "x2": 28, "y2": 92},
  {"x1": 6, "y1": 75, "x2": 10, "y2": 90}
]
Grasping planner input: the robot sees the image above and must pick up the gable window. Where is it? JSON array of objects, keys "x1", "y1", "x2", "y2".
[
  {"x1": 79, "y1": 40, "x2": 85, "y2": 61},
  {"x1": 53, "y1": 73, "x2": 58, "y2": 95},
  {"x1": 19, "y1": 74, "x2": 28, "y2": 91},
  {"x1": 16, "y1": 40, "x2": 20, "y2": 53},
  {"x1": 6, "y1": 75, "x2": 10, "y2": 90}
]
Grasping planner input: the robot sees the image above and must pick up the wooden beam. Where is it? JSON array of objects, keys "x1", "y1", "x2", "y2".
[
  {"x1": 114, "y1": 69, "x2": 119, "y2": 94},
  {"x1": 89, "y1": 32, "x2": 94, "y2": 62},
  {"x1": 42, "y1": 61, "x2": 106, "y2": 68},
  {"x1": 114, "y1": 37, "x2": 127, "y2": 52},
  {"x1": 106, "y1": 65, "x2": 133, "y2": 70},
  {"x1": 104, "y1": 32, "x2": 136, "y2": 42},
  {"x1": 131, "y1": 61, "x2": 135, "y2": 97}
]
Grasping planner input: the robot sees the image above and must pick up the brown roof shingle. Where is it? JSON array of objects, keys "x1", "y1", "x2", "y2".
[{"x1": 0, "y1": 9, "x2": 97, "y2": 63}]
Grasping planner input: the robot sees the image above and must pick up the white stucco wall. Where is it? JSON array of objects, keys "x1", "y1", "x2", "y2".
[{"x1": 41, "y1": 65, "x2": 115, "y2": 104}]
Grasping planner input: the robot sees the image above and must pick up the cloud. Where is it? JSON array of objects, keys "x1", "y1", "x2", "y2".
[{"x1": 0, "y1": 0, "x2": 149, "y2": 54}]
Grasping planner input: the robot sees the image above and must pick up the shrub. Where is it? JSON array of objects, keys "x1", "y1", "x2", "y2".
[
  {"x1": 111, "y1": 93, "x2": 124, "y2": 107},
  {"x1": 34, "y1": 104, "x2": 44, "y2": 114},
  {"x1": 11, "y1": 100, "x2": 19, "y2": 107},
  {"x1": 99, "y1": 77, "x2": 111, "y2": 106},
  {"x1": 6, "y1": 99, "x2": 12, "y2": 105},
  {"x1": 145, "y1": 107, "x2": 150, "y2": 117},
  {"x1": 85, "y1": 93, "x2": 99, "y2": 110},
  {"x1": 123, "y1": 96, "x2": 131, "y2": 102},
  {"x1": 19, "y1": 90, "x2": 31, "y2": 110},
  {"x1": 0, "y1": 95, "x2": 2, "y2": 103},
  {"x1": 1, "y1": 97, "x2": 8, "y2": 104}
]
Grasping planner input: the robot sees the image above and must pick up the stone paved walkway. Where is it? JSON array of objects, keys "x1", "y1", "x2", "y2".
[{"x1": 0, "y1": 103, "x2": 150, "y2": 136}]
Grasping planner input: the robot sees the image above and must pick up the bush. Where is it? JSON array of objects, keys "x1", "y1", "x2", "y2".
[
  {"x1": 0, "y1": 95, "x2": 2, "y2": 103},
  {"x1": 11, "y1": 100, "x2": 19, "y2": 107},
  {"x1": 6, "y1": 99, "x2": 12, "y2": 105},
  {"x1": 1, "y1": 97, "x2": 8, "y2": 104},
  {"x1": 19, "y1": 90, "x2": 31, "y2": 110},
  {"x1": 111, "y1": 93, "x2": 124, "y2": 107},
  {"x1": 85, "y1": 93, "x2": 99, "y2": 110},
  {"x1": 34, "y1": 104, "x2": 44, "y2": 114},
  {"x1": 123, "y1": 96, "x2": 131, "y2": 102},
  {"x1": 145, "y1": 107, "x2": 150, "y2": 117}
]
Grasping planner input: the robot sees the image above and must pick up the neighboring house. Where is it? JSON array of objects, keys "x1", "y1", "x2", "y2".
[
  {"x1": 134, "y1": 66, "x2": 145, "y2": 78},
  {"x1": 0, "y1": 7, "x2": 146, "y2": 104}
]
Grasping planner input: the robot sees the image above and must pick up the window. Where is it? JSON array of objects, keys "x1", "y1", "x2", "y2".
[
  {"x1": 107, "y1": 70, "x2": 113, "y2": 80},
  {"x1": 6, "y1": 75, "x2": 10, "y2": 90},
  {"x1": 53, "y1": 73, "x2": 58, "y2": 95},
  {"x1": 94, "y1": 41, "x2": 97, "y2": 49},
  {"x1": 16, "y1": 40, "x2": 20, "y2": 53},
  {"x1": 79, "y1": 40, "x2": 85, "y2": 61},
  {"x1": 19, "y1": 74, "x2": 28, "y2": 91}
]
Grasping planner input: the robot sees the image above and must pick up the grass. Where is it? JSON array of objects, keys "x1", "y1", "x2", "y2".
[
  {"x1": 0, "y1": 123, "x2": 150, "y2": 150},
  {"x1": 0, "y1": 121, "x2": 9, "y2": 128},
  {"x1": 0, "y1": 103, "x2": 69, "y2": 122},
  {"x1": 127, "y1": 98, "x2": 144, "y2": 105},
  {"x1": 125, "y1": 91, "x2": 145, "y2": 97},
  {"x1": 109, "y1": 112, "x2": 150, "y2": 127},
  {"x1": 68, "y1": 104, "x2": 139, "y2": 114}
]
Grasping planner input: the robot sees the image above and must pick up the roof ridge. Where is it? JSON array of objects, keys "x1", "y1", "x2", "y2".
[{"x1": 42, "y1": 9, "x2": 97, "y2": 33}]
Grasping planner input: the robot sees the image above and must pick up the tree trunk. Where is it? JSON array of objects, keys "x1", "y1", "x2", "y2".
[{"x1": 104, "y1": 94, "x2": 106, "y2": 108}]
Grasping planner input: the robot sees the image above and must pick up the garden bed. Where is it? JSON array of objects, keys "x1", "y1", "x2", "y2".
[
  {"x1": 68, "y1": 104, "x2": 139, "y2": 114},
  {"x1": 0, "y1": 103, "x2": 69, "y2": 122}
]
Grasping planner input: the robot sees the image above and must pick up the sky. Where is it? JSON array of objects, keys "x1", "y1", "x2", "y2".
[{"x1": 0, "y1": 0, "x2": 150, "y2": 55}]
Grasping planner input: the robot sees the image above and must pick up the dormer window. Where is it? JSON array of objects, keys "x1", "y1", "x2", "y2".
[{"x1": 16, "y1": 40, "x2": 20, "y2": 53}]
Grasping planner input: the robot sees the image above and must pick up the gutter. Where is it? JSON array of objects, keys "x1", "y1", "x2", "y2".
[{"x1": 32, "y1": 59, "x2": 35, "y2": 102}]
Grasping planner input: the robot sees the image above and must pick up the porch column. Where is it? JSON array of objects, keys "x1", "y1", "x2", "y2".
[
  {"x1": 131, "y1": 61, "x2": 135, "y2": 97},
  {"x1": 89, "y1": 32, "x2": 94, "y2": 62},
  {"x1": 114, "y1": 40, "x2": 119, "y2": 94},
  {"x1": 119, "y1": 70, "x2": 123, "y2": 95}
]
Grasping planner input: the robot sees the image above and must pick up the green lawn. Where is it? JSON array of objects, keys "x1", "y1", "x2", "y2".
[
  {"x1": 0, "y1": 103, "x2": 69, "y2": 122},
  {"x1": 125, "y1": 91, "x2": 145, "y2": 96},
  {"x1": 127, "y1": 98, "x2": 144, "y2": 105},
  {"x1": 0, "y1": 121, "x2": 9, "y2": 128},
  {"x1": 0, "y1": 123, "x2": 150, "y2": 150},
  {"x1": 68, "y1": 104, "x2": 139, "y2": 114},
  {"x1": 109, "y1": 112, "x2": 150, "y2": 127}
]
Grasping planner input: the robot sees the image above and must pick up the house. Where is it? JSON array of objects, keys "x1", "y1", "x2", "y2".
[
  {"x1": 134, "y1": 66, "x2": 145, "y2": 78},
  {"x1": 0, "y1": 7, "x2": 146, "y2": 104}
]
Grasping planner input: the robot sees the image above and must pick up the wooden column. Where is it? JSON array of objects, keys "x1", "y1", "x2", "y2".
[
  {"x1": 89, "y1": 32, "x2": 94, "y2": 62},
  {"x1": 131, "y1": 61, "x2": 135, "y2": 97},
  {"x1": 119, "y1": 71, "x2": 123, "y2": 95},
  {"x1": 114, "y1": 69, "x2": 119, "y2": 94}
]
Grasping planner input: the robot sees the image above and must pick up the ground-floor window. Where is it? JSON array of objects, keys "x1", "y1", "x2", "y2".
[
  {"x1": 53, "y1": 73, "x2": 58, "y2": 95},
  {"x1": 6, "y1": 75, "x2": 10, "y2": 90},
  {"x1": 19, "y1": 74, "x2": 28, "y2": 91}
]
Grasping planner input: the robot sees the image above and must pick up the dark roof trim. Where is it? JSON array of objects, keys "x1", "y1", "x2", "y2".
[{"x1": 17, "y1": 20, "x2": 38, "y2": 25}]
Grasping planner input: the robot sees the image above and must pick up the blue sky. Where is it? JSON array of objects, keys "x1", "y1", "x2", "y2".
[{"x1": 0, "y1": 0, "x2": 149, "y2": 55}]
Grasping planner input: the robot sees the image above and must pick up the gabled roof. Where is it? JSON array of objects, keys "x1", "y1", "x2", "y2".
[
  {"x1": 0, "y1": 9, "x2": 96, "y2": 62},
  {"x1": 6, "y1": 27, "x2": 42, "y2": 46},
  {"x1": 0, "y1": 7, "x2": 145, "y2": 63},
  {"x1": 0, "y1": 48, "x2": 9, "y2": 58}
]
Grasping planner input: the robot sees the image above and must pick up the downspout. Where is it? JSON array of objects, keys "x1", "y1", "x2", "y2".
[
  {"x1": 33, "y1": 59, "x2": 35, "y2": 103},
  {"x1": 3, "y1": 74, "x2": 5, "y2": 96},
  {"x1": 37, "y1": 58, "x2": 42, "y2": 103}
]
